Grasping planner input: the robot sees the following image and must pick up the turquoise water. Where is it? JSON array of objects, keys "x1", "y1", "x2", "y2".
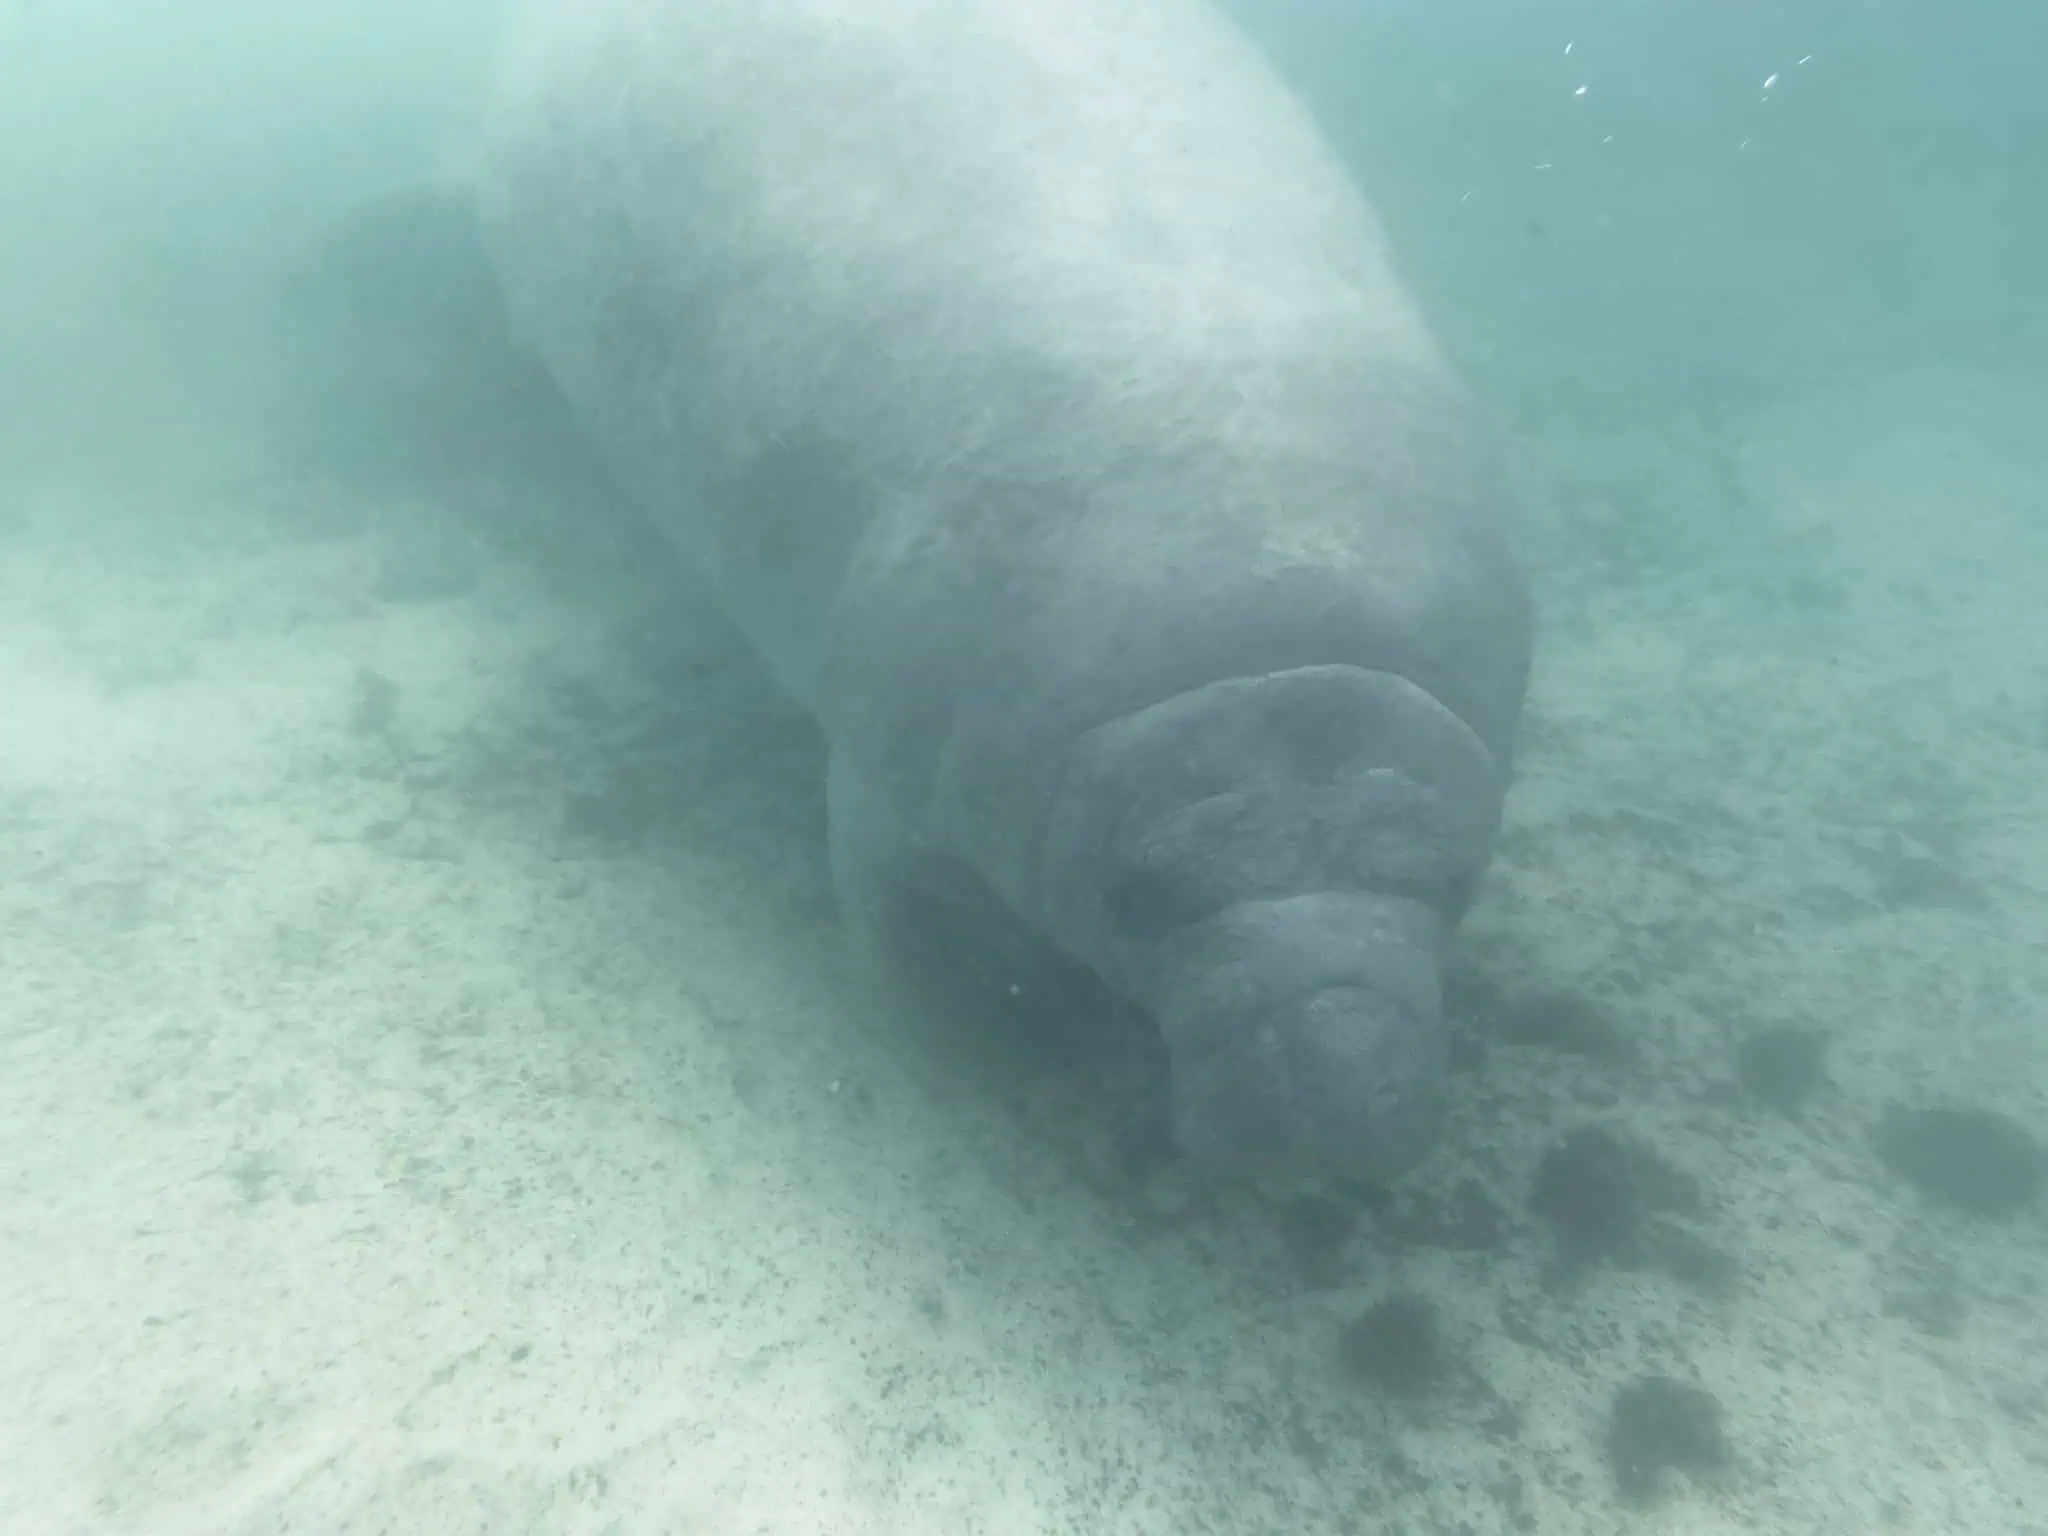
[{"x1": 1, "y1": 4, "x2": 2041, "y2": 1531}]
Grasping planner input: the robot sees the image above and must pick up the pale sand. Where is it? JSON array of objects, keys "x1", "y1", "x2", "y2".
[{"x1": 2, "y1": 365, "x2": 2044, "y2": 1534}]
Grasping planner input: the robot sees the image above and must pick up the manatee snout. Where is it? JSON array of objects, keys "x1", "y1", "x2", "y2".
[
  {"x1": 1174, "y1": 986, "x2": 1445, "y2": 1180},
  {"x1": 1155, "y1": 892, "x2": 1449, "y2": 1181},
  {"x1": 1036, "y1": 666, "x2": 1507, "y2": 1182}
]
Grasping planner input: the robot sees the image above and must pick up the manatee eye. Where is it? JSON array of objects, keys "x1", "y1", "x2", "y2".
[{"x1": 1103, "y1": 863, "x2": 1207, "y2": 943}]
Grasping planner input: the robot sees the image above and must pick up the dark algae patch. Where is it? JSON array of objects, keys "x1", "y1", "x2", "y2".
[
  {"x1": 1531, "y1": 1125, "x2": 1701, "y2": 1261},
  {"x1": 1533, "y1": 1126, "x2": 1641, "y2": 1262},
  {"x1": 1606, "y1": 1375, "x2": 1730, "y2": 1501},
  {"x1": 1736, "y1": 1025, "x2": 1830, "y2": 1115},
  {"x1": 1338, "y1": 1294, "x2": 1446, "y2": 1398},
  {"x1": 1276, "y1": 1191, "x2": 1360, "y2": 1289},
  {"x1": 1875, "y1": 1104, "x2": 2045, "y2": 1217}
]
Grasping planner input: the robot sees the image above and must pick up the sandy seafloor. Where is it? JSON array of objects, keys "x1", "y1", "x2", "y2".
[{"x1": 2, "y1": 362, "x2": 2046, "y2": 1535}]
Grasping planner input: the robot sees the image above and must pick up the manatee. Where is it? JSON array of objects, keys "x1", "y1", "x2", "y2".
[{"x1": 461, "y1": 0, "x2": 1532, "y2": 1181}]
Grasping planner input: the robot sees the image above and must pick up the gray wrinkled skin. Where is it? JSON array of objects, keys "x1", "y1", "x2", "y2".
[{"x1": 472, "y1": 0, "x2": 1532, "y2": 1182}]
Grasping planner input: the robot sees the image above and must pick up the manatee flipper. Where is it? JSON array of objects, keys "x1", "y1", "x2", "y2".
[
  {"x1": 827, "y1": 751, "x2": 1057, "y2": 1036},
  {"x1": 824, "y1": 751, "x2": 918, "y2": 978},
  {"x1": 828, "y1": 751, "x2": 1161, "y2": 1108}
]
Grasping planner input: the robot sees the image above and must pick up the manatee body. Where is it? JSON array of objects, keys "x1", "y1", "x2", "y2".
[{"x1": 472, "y1": 0, "x2": 1533, "y2": 1181}]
